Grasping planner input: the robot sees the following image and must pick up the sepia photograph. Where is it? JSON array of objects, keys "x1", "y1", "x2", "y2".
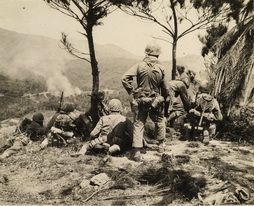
[{"x1": 0, "y1": 0, "x2": 253, "y2": 205}]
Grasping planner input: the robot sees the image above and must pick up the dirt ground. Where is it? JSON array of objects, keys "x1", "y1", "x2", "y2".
[{"x1": 1, "y1": 120, "x2": 254, "y2": 205}]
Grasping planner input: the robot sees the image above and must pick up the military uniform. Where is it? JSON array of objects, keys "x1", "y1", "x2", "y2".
[
  {"x1": 184, "y1": 92, "x2": 223, "y2": 142},
  {"x1": 88, "y1": 113, "x2": 133, "y2": 151},
  {"x1": 122, "y1": 54, "x2": 170, "y2": 149},
  {"x1": 71, "y1": 99, "x2": 133, "y2": 156},
  {"x1": 167, "y1": 80, "x2": 191, "y2": 129},
  {"x1": 0, "y1": 112, "x2": 47, "y2": 159},
  {"x1": 40, "y1": 103, "x2": 77, "y2": 148}
]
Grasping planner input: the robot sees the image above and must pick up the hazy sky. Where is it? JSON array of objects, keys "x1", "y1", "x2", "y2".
[{"x1": 0, "y1": 0, "x2": 204, "y2": 60}]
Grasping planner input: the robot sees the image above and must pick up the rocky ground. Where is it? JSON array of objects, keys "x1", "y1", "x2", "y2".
[{"x1": 0, "y1": 118, "x2": 254, "y2": 206}]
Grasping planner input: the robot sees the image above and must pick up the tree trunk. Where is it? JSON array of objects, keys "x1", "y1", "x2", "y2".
[
  {"x1": 172, "y1": 39, "x2": 177, "y2": 80},
  {"x1": 87, "y1": 26, "x2": 99, "y2": 94},
  {"x1": 86, "y1": 26, "x2": 100, "y2": 126},
  {"x1": 170, "y1": 0, "x2": 178, "y2": 80}
]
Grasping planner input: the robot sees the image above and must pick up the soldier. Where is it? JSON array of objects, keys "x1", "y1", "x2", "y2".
[
  {"x1": 166, "y1": 66, "x2": 192, "y2": 134},
  {"x1": 70, "y1": 99, "x2": 133, "y2": 156},
  {"x1": 73, "y1": 91, "x2": 110, "y2": 140},
  {"x1": 122, "y1": 41, "x2": 170, "y2": 160},
  {"x1": 184, "y1": 81, "x2": 223, "y2": 144},
  {"x1": 0, "y1": 112, "x2": 48, "y2": 160},
  {"x1": 87, "y1": 91, "x2": 110, "y2": 127},
  {"x1": 40, "y1": 102, "x2": 77, "y2": 149}
]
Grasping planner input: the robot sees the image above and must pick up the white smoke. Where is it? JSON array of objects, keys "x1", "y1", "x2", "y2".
[
  {"x1": 1, "y1": 57, "x2": 82, "y2": 96},
  {"x1": 46, "y1": 70, "x2": 82, "y2": 96}
]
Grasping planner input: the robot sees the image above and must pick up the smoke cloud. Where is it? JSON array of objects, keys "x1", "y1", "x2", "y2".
[
  {"x1": 1, "y1": 58, "x2": 82, "y2": 96},
  {"x1": 46, "y1": 70, "x2": 82, "y2": 96}
]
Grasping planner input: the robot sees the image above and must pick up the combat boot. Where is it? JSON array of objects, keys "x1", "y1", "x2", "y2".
[
  {"x1": 158, "y1": 141, "x2": 166, "y2": 153},
  {"x1": 203, "y1": 130, "x2": 210, "y2": 145},
  {"x1": 108, "y1": 144, "x2": 121, "y2": 155},
  {"x1": 70, "y1": 143, "x2": 90, "y2": 157}
]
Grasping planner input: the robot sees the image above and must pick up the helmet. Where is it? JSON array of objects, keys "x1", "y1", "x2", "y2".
[
  {"x1": 176, "y1": 66, "x2": 185, "y2": 75},
  {"x1": 108, "y1": 99, "x2": 122, "y2": 112},
  {"x1": 199, "y1": 80, "x2": 210, "y2": 93},
  {"x1": 145, "y1": 41, "x2": 162, "y2": 56},
  {"x1": 177, "y1": 74, "x2": 190, "y2": 89},
  {"x1": 32, "y1": 112, "x2": 44, "y2": 123},
  {"x1": 62, "y1": 102, "x2": 75, "y2": 113}
]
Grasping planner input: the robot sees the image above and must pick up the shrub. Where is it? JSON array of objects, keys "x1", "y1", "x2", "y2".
[{"x1": 217, "y1": 106, "x2": 254, "y2": 144}]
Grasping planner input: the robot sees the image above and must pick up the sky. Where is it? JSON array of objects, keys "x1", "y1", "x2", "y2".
[{"x1": 0, "y1": 0, "x2": 204, "y2": 60}]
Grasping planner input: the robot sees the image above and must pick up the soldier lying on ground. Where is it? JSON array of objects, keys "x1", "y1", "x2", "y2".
[
  {"x1": 70, "y1": 99, "x2": 133, "y2": 157},
  {"x1": 39, "y1": 102, "x2": 77, "y2": 149},
  {"x1": 0, "y1": 112, "x2": 48, "y2": 160},
  {"x1": 183, "y1": 81, "x2": 223, "y2": 144}
]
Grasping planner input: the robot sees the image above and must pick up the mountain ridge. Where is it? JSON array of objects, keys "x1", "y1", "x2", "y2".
[{"x1": 0, "y1": 28, "x2": 206, "y2": 93}]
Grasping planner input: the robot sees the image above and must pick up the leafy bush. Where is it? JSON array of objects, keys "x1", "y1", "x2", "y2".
[{"x1": 217, "y1": 106, "x2": 254, "y2": 144}]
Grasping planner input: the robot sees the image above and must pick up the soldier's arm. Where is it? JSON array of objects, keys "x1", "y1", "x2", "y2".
[
  {"x1": 90, "y1": 117, "x2": 103, "y2": 139},
  {"x1": 178, "y1": 83, "x2": 190, "y2": 112},
  {"x1": 121, "y1": 64, "x2": 138, "y2": 95},
  {"x1": 213, "y1": 100, "x2": 223, "y2": 121},
  {"x1": 160, "y1": 66, "x2": 170, "y2": 99}
]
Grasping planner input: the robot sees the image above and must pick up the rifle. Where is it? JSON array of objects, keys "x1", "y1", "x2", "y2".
[
  {"x1": 100, "y1": 101, "x2": 110, "y2": 115},
  {"x1": 57, "y1": 91, "x2": 64, "y2": 113},
  {"x1": 198, "y1": 99, "x2": 208, "y2": 127}
]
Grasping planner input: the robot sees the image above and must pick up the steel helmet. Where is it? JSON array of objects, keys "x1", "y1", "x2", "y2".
[
  {"x1": 32, "y1": 112, "x2": 44, "y2": 123},
  {"x1": 108, "y1": 99, "x2": 122, "y2": 112},
  {"x1": 145, "y1": 41, "x2": 162, "y2": 56},
  {"x1": 199, "y1": 80, "x2": 210, "y2": 93},
  {"x1": 62, "y1": 102, "x2": 75, "y2": 113}
]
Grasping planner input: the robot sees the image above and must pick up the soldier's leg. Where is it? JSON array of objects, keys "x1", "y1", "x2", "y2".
[
  {"x1": 209, "y1": 123, "x2": 216, "y2": 138},
  {"x1": 150, "y1": 107, "x2": 166, "y2": 152},
  {"x1": 0, "y1": 139, "x2": 23, "y2": 158},
  {"x1": 70, "y1": 135, "x2": 107, "y2": 157},
  {"x1": 132, "y1": 108, "x2": 148, "y2": 148}
]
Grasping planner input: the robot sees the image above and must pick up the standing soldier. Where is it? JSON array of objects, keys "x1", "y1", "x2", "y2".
[{"x1": 122, "y1": 41, "x2": 170, "y2": 161}]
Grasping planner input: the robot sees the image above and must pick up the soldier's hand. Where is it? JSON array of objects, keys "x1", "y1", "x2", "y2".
[
  {"x1": 189, "y1": 109, "x2": 200, "y2": 116},
  {"x1": 206, "y1": 113, "x2": 215, "y2": 121}
]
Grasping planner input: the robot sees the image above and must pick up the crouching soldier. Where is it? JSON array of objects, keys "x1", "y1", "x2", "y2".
[
  {"x1": 183, "y1": 81, "x2": 223, "y2": 144},
  {"x1": 71, "y1": 99, "x2": 133, "y2": 157},
  {"x1": 166, "y1": 71, "x2": 191, "y2": 135},
  {"x1": 40, "y1": 102, "x2": 77, "y2": 149},
  {"x1": 0, "y1": 112, "x2": 48, "y2": 160}
]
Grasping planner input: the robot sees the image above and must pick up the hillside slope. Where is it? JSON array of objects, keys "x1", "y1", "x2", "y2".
[{"x1": 0, "y1": 122, "x2": 254, "y2": 205}]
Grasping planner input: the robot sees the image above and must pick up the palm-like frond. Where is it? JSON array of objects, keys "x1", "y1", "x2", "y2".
[{"x1": 213, "y1": 17, "x2": 254, "y2": 107}]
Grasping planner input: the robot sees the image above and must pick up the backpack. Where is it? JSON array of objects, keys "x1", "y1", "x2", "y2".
[
  {"x1": 16, "y1": 117, "x2": 32, "y2": 134},
  {"x1": 54, "y1": 113, "x2": 75, "y2": 132}
]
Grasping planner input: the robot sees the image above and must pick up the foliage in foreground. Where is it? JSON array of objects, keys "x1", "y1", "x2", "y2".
[{"x1": 217, "y1": 106, "x2": 254, "y2": 144}]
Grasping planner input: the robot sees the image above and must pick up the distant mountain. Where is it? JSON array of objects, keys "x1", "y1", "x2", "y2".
[
  {"x1": 71, "y1": 39, "x2": 141, "y2": 60},
  {"x1": 0, "y1": 28, "x2": 140, "y2": 76},
  {"x1": 63, "y1": 54, "x2": 206, "y2": 91},
  {"x1": 0, "y1": 28, "x2": 206, "y2": 93}
]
